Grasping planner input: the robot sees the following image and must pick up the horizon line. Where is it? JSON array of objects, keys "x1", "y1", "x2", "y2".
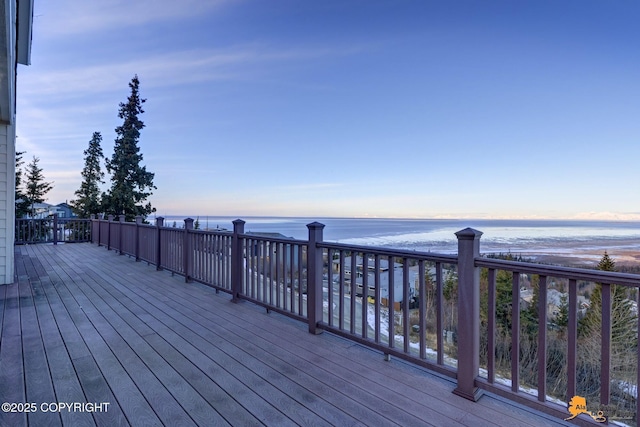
[{"x1": 146, "y1": 213, "x2": 640, "y2": 223}]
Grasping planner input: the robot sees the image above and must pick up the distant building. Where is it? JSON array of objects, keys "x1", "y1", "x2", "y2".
[
  {"x1": 28, "y1": 202, "x2": 52, "y2": 219},
  {"x1": 331, "y1": 255, "x2": 427, "y2": 305},
  {"x1": 23, "y1": 202, "x2": 77, "y2": 219},
  {"x1": 546, "y1": 289, "x2": 589, "y2": 320},
  {"x1": 54, "y1": 202, "x2": 76, "y2": 218}
]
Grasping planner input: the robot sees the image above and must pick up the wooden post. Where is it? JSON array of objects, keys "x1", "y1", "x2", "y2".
[
  {"x1": 307, "y1": 222, "x2": 325, "y2": 335},
  {"x1": 97, "y1": 214, "x2": 104, "y2": 247},
  {"x1": 118, "y1": 215, "x2": 125, "y2": 255},
  {"x1": 90, "y1": 214, "x2": 96, "y2": 244},
  {"x1": 453, "y1": 227, "x2": 483, "y2": 401},
  {"x1": 231, "y1": 219, "x2": 245, "y2": 303},
  {"x1": 156, "y1": 217, "x2": 164, "y2": 270},
  {"x1": 52, "y1": 213, "x2": 58, "y2": 245},
  {"x1": 184, "y1": 218, "x2": 194, "y2": 282},
  {"x1": 107, "y1": 215, "x2": 114, "y2": 251},
  {"x1": 135, "y1": 216, "x2": 142, "y2": 261}
]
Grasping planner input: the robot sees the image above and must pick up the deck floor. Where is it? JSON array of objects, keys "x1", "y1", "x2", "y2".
[{"x1": 0, "y1": 243, "x2": 573, "y2": 426}]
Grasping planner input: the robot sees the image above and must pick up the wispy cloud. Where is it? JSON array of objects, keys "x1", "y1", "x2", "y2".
[
  {"x1": 20, "y1": 44, "x2": 368, "y2": 99},
  {"x1": 37, "y1": 0, "x2": 230, "y2": 37},
  {"x1": 21, "y1": 50, "x2": 243, "y2": 98},
  {"x1": 17, "y1": 41, "x2": 366, "y2": 170},
  {"x1": 276, "y1": 183, "x2": 344, "y2": 192}
]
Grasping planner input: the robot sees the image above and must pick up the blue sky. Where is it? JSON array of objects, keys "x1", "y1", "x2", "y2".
[{"x1": 16, "y1": 0, "x2": 640, "y2": 220}]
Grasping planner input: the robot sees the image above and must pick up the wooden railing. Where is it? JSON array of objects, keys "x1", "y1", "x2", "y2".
[
  {"x1": 15, "y1": 216, "x2": 92, "y2": 244},
  {"x1": 91, "y1": 215, "x2": 640, "y2": 425},
  {"x1": 474, "y1": 257, "x2": 640, "y2": 423}
]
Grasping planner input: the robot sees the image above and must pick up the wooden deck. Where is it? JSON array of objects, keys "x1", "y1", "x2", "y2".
[{"x1": 1, "y1": 243, "x2": 573, "y2": 426}]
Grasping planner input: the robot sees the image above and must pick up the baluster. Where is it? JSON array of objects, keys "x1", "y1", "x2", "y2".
[
  {"x1": 487, "y1": 268, "x2": 496, "y2": 382},
  {"x1": 567, "y1": 279, "x2": 577, "y2": 400},
  {"x1": 418, "y1": 260, "x2": 426, "y2": 359},
  {"x1": 511, "y1": 271, "x2": 520, "y2": 393},
  {"x1": 537, "y1": 275, "x2": 547, "y2": 402}
]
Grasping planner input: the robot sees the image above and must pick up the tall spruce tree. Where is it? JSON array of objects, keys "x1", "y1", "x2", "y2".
[
  {"x1": 70, "y1": 132, "x2": 105, "y2": 217},
  {"x1": 579, "y1": 252, "x2": 636, "y2": 343},
  {"x1": 24, "y1": 156, "x2": 54, "y2": 218},
  {"x1": 15, "y1": 151, "x2": 30, "y2": 218},
  {"x1": 103, "y1": 75, "x2": 156, "y2": 221},
  {"x1": 576, "y1": 252, "x2": 637, "y2": 405}
]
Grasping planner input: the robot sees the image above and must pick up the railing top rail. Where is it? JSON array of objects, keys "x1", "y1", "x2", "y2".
[
  {"x1": 319, "y1": 240, "x2": 458, "y2": 264},
  {"x1": 90, "y1": 218, "x2": 236, "y2": 235},
  {"x1": 189, "y1": 228, "x2": 233, "y2": 236},
  {"x1": 476, "y1": 257, "x2": 640, "y2": 287},
  {"x1": 239, "y1": 233, "x2": 307, "y2": 245},
  {"x1": 16, "y1": 217, "x2": 92, "y2": 221},
  {"x1": 93, "y1": 218, "x2": 151, "y2": 224}
]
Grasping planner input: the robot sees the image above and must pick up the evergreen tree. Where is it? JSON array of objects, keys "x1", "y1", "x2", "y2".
[
  {"x1": 556, "y1": 294, "x2": 569, "y2": 328},
  {"x1": 521, "y1": 274, "x2": 540, "y2": 335},
  {"x1": 495, "y1": 269, "x2": 514, "y2": 331},
  {"x1": 443, "y1": 269, "x2": 457, "y2": 330},
  {"x1": 579, "y1": 252, "x2": 634, "y2": 339},
  {"x1": 576, "y1": 252, "x2": 637, "y2": 407},
  {"x1": 70, "y1": 132, "x2": 105, "y2": 217},
  {"x1": 15, "y1": 151, "x2": 30, "y2": 218},
  {"x1": 598, "y1": 250, "x2": 615, "y2": 271},
  {"x1": 103, "y1": 75, "x2": 156, "y2": 221},
  {"x1": 24, "y1": 156, "x2": 53, "y2": 218}
]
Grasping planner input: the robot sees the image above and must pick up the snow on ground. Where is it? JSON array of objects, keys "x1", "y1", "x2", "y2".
[{"x1": 366, "y1": 304, "x2": 453, "y2": 364}]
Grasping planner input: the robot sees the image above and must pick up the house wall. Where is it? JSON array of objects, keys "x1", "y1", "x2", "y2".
[{"x1": 0, "y1": 122, "x2": 15, "y2": 284}]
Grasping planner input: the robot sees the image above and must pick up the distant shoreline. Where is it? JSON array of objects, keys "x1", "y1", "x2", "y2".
[
  {"x1": 156, "y1": 215, "x2": 640, "y2": 224},
  {"x1": 519, "y1": 249, "x2": 640, "y2": 268}
]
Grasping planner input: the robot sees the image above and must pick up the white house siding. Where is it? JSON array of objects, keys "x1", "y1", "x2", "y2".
[
  {"x1": 0, "y1": 0, "x2": 32, "y2": 284},
  {"x1": 0, "y1": 123, "x2": 14, "y2": 284}
]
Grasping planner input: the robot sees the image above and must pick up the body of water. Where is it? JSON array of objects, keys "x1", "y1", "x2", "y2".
[{"x1": 156, "y1": 216, "x2": 640, "y2": 260}]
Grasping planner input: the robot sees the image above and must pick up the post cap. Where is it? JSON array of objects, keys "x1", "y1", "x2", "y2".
[{"x1": 455, "y1": 228, "x2": 483, "y2": 240}]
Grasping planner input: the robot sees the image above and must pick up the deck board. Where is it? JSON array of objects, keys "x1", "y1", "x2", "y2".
[
  {"x1": 74, "y1": 266, "x2": 305, "y2": 426},
  {"x1": 34, "y1": 248, "x2": 161, "y2": 426},
  {"x1": 18, "y1": 272, "x2": 61, "y2": 427},
  {"x1": 33, "y1": 272, "x2": 124, "y2": 427},
  {"x1": 60, "y1": 270, "x2": 230, "y2": 426},
  {"x1": 98, "y1": 273, "x2": 397, "y2": 426},
  {"x1": 0, "y1": 280, "x2": 27, "y2": 427},
  {"x1": 0, "y1": 243, "x2": 575, "y2": 426},
  {"x1": 86, "y1": 252, "x2": 435, "y2": 426}
]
